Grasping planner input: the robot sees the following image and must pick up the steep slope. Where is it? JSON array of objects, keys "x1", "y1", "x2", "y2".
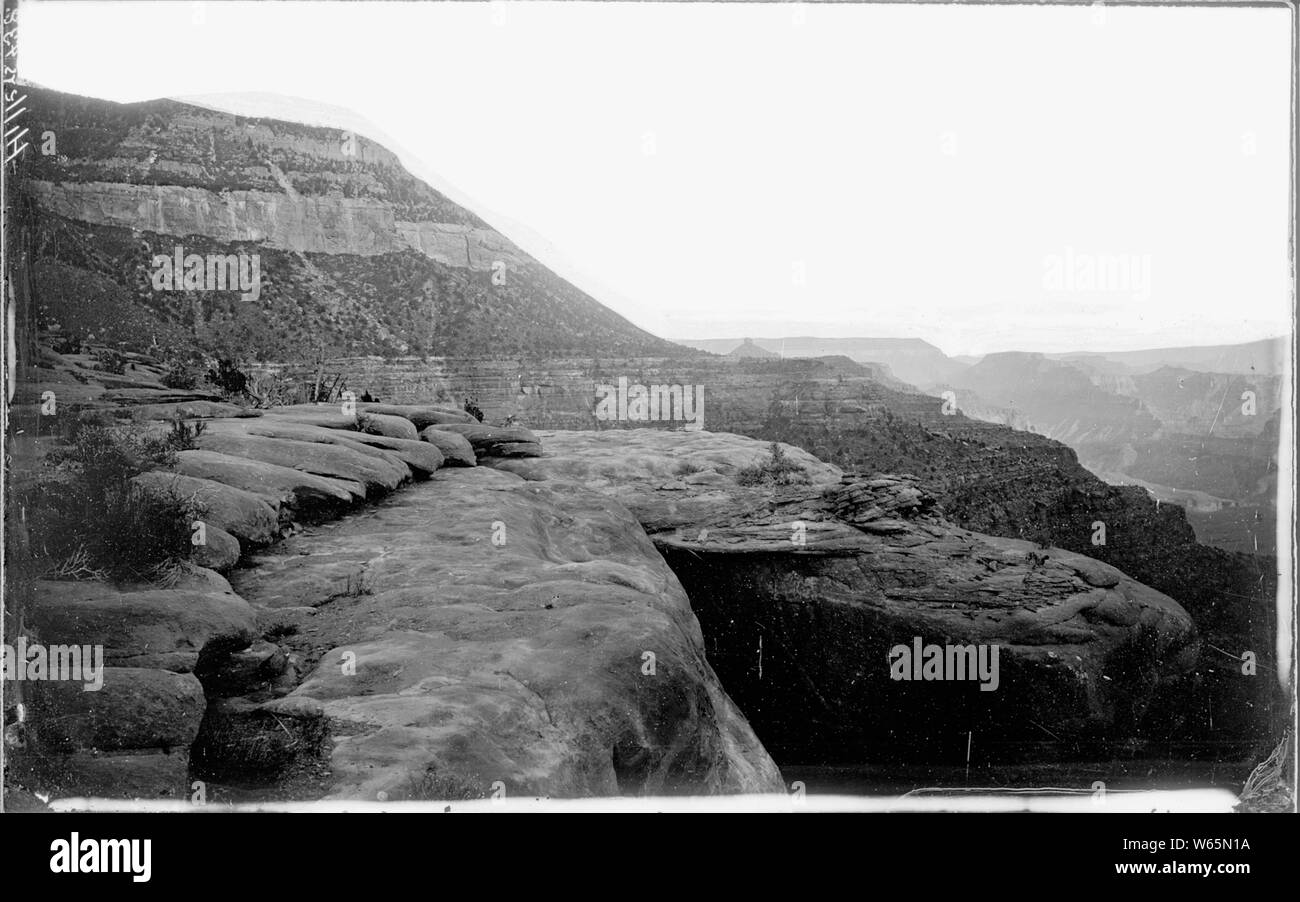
[
  {"x1": 943, "y1": 351, "x2": 1282, "y2": 553},
  {"x1": 14, "y1": 85, "x2": 690, "y2": 362},
  {"x1": 1120, "y1": 367, "x2": 1283, "y2": 442},
  {"x1": 944, "y1": 352, "x2": 1161, "y2": 449}
]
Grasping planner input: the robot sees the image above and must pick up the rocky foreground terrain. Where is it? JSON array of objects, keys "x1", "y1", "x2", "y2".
[
  {"x1": 7, "y1": 374, "x2": 1216, "y2": 801},
  {"x1": 8, "y1": 382, "x2": 785, "y2": 799}
]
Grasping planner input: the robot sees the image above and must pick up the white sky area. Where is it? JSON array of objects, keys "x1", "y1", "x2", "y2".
[{"x1": 16, "y1": 0, "x2": 1295, "y2": 356}]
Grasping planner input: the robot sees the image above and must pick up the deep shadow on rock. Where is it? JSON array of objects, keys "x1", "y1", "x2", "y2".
[{"x1": 496, "y1": 429, "x2": 1200, "y2": 765}]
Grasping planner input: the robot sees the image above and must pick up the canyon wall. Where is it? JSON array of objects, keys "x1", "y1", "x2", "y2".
[{"x1": 28, "y1": 180, "x2": 529, "y2": 270}]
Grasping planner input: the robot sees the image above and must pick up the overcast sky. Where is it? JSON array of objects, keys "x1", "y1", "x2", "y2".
[{"x1": 17, "y1": 0, "x2": 1294, "y2": 356}]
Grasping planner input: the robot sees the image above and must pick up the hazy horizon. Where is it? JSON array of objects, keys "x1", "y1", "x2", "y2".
[
  {"x1": 670, "y1": 332, "x2": 1290, "y2": 360},
  {"x1": 17, "y1": 1, "x2": 1294, "y2": 357}
]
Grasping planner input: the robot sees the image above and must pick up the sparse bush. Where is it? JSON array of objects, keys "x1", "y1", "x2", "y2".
[
  {"x1": 463, "y1": 397, "x2": 484, "y2": 423},
  {"x1": 246, "y1": 371, "x2": 306, "y2": 409},
  {"x1": 674, "y1": 460, "x2": 704, "y2": 476},
  {"x1": 207, "y1": 357, "x2": 250, "y2": 397},
  {"x1": 1023, "y1": 528, "x2": 1053, "y2": 550},
  {"x1": 325, "y1": 567, "x2": 373, "y2": 600},
  {"x1": 161, "y1": 362, "x2": 200, "y2": 389},
  {"x1": 735, "y1": 442, "x2": 810, "y2": 487},
  {"x1": 50, "y1": 332, "x2": 82, "y2": 355},
  {"x1": 26, "y1": 424, "x2": 206, "y2": 582},
  {"x1": 162, "y1": 417, "x2": 206, "y2": 453},
  {"x1": 53, "y1": 408, "x2": 111, "y2": 445},
  {"x1": 92, "y1": 348, "x2": 127, "y2": 375}
]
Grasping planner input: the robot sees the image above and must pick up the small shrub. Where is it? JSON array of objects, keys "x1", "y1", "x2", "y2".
[
  {"x1": 673, "y1": 460, "x2": 704, "y2": 476},
  {"x1": 325, "y1": 567, "x2": 373, "y2": 600},
  {"x1": 161, "y1": 363, "x2": 199, "y2": 389},
  {"x1": 50, "y1": 332, "x2": 83, "y2": 355},
  {"x1": 54, "y1": 408, "x2": 111, "y2": 445},
  {"x1": 1023, "y1": 528, "x2": 1053, "y2": 550},
  {"x1": 735, "y1": 442, "x2": 810, "y2": 487},
  {"x1": 92, "y1": 348, "x2": 127, "y2": 375},
  {"x1": 247, "y1": 372, "x2": 306, "y2": 409},
  {"x1": 161, "y1": 417, "x2": 206, "y2": 453},
  {"x1": 463, "y1": 397, "x2": 484, "y2": 423},
  {"x1": 27, "y1": 424, "x2": 206, "y2": 582},
  {"x1": 207, "y1": 358, "x2": 250, "y2": 397}
]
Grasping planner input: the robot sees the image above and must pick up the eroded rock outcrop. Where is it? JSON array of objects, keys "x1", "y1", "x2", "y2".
[
  {"x1": 206, "y1": 467, "x2": 783, "y2": 798},
  {"x1": 435, "y1": 423, "x2": 543, "y2": 459},
  {"x1": 28, "y1": 569, "x2": 258, "y2": 674},
  {"x1": 12, "y1": 569, "x2": 258, "y2": 798},
  {"x1": 359, "y1": 403, "x2": 476, "y2": 429},
  {"x1": 495, "y1": 430, "x2": 1201, "y2": 763},
  {"x1": 130, "y1": 471, "x2": 280, "y2": 548},
  {"x1": 27, "y1": 180, "x2": 407, "y2": 256},
  {"x1": 419, "y1": 427, "x2": 477, "y2": 467},
  {"x1": 194, "y1": 430, "x2": 409, "y2": 498},
  {"x1": 215, "y1": 416, "x2": 444, "y2": 478},
  {"x1": 21, "y1": 403, "x2": 781, "y2": 798},
  {"x1": 175, "y1": 449, "x2": 361, "y2": 520}
]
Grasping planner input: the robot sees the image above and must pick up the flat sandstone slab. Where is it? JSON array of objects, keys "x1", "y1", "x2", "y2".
[{"x1": 231, "y1": 466, "x2": 783, "y2": 799}]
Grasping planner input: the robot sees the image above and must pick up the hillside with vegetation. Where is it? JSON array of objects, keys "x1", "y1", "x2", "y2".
[{"x1": 14, "y1": 85, "x2": 689, "y2": 363}]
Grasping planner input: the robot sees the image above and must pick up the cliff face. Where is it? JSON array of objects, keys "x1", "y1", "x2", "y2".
[
  {"x1": 28, "y1": 180, "x2": 406, "y2": 256},
  {"x1": 394, "y1": 221, "x2": 530, "y2": 271},
  {"x1": 945, "y1": 354, "x2": 1282, "y2": 494},
  {"x1": 19, "y1": 92, "x2": 480, "y2": 220},
  {"x1": 945, "y1": 352, "x2": 1163, "y2": 448},
  {"x1": 1114, "y1": 368, "x2": 1283, "y2": 440},
  {"x1": 17, "y1": 86, "x2": 686, "y2": 360},
  {"x1": 495, "y1": 431, "x2": 1200, "y2": 764},
  {"x1": 944, "y1": 351, "x2": 1281, "y2": 557},
  {"x1": 28, "y1": 181, "x2": 538, "y2": 271}
]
